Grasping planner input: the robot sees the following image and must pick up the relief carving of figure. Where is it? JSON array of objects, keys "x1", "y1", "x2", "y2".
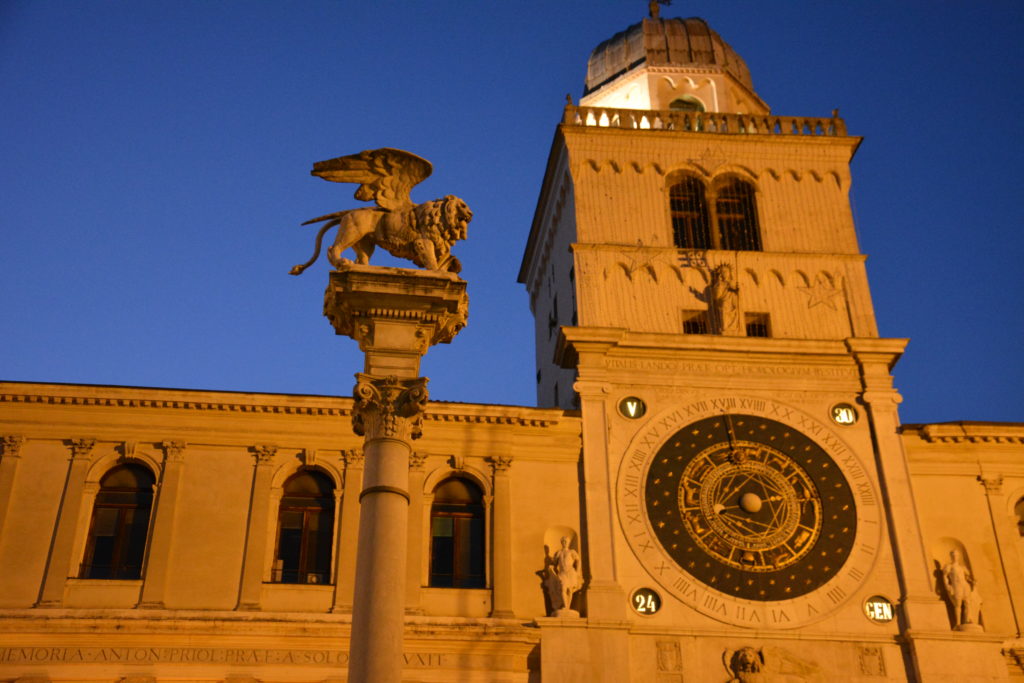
[
  {"x1": 722, "y1": 646, "x2": 818, "y2": 683},
  {"x1": 942, "y1": 549, "x2": 983, "y2": 630},
  {"x1": 290, "y1": 148, "x2": 472, "y2": 275},
  {"x1": 724, "y1": 647, "x2": 765, "y2": 683},
  {"x1": 544, "y1": 536, "x2": 583, "y2": 616}
]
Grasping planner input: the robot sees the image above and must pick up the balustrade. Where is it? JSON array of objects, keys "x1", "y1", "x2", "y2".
[{"x1": 563, "y1": 105, "x2": 846, "y2": 137}]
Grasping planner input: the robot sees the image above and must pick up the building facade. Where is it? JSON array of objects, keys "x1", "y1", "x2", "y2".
[{"x1": 1, "y1": 11, "x2": 1023, "y2": 683}]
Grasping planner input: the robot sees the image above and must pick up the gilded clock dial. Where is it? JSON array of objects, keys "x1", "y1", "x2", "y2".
[{"x1": 645, "y1": 414, "x2": 857, "y2": 601}]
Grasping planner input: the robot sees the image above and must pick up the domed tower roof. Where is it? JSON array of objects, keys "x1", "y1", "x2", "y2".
[{"x1": 584, "y1": 15, "x2": 755, "y2": 97}]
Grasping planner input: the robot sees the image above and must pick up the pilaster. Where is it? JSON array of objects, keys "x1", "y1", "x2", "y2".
[
  {"x1": 489, "y1": 454, "x2": 515, "y2": 618},
  {"x1": 0, "y1": 435, "x2": 25, "y2": 541},
  {"x1": 573, "y1": 378, "x2": 627, "y2": 620},
  {"x1": 332, "y1": 448, "x2": 364, "y2": 613},
  {"x1": 37, "y1": 438, "x2": 96, "y2": 607},
  {"x1": 405, "y1": 451, "x2": 428, "y2": 614},
  {"x1": 978, "y1": 474, "x2": 1024, "y2": 636},
  {"x1": 237, "y1": 444, "x2": 277, "y2": 611},
  {"x1": 138, "y1": 441, "x2": 187, "y2": 609}
]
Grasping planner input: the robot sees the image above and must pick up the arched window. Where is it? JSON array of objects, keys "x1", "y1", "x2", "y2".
[
  {"x1": 669, "y1": 96, "x2": 705, "y2": 112},
  {"x1": 81, "y1": 464, "x2": 155, "y2": 580},
  {"x1": 429, "y1": 477, "x2": 485, "y2": 588},
  {"x1": 715, "y1": 178, "x2": 762, "y2": 251},
  {"x1": 275, "y1": 469, "x2": 335, "y2": 584},
  {"x1": 668, "y1": 176, "x2": 763, "y2": 251},
  {"x1": 669, "y1": 177, "x2": 711, "y2": 249},
  {"x1": 1015, "y1": 497, "x2": 1024, "y2": 537}
]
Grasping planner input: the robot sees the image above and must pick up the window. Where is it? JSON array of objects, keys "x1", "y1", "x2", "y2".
[
  {"x1": 745, "y1": 313, "x2": 771, "y2": 338},
  {"x1": 429, "y1": 477, "x2": 485, "y2": 588},
  {"x1": 669, "y1": 96, "x2": 705, "y2": 112},
  {"x1": 275, "y1": 469, "x2": 335, "y2": 584},
  {"x1": 670, "y1": 177, "x2": 711, "y2": 249},
  {"x1": 81, "y1": 464, "x2": 155, "y2": 579},
  {"x1": 682, "y1": 310, "x2": 710, "y2": 334},
  {"x1": 669, "y1": 176, "x2": 762, "y2": 251},
  {"x1": 1015, "y1": 497, "x2": 1024, "y2": 537},
  {"x1": 715, "y1": 179, "x2": 762, "y2": 251}
]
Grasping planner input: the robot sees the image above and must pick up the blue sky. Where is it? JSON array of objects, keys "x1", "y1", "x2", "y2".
[{"x1": 3, "y1": 1, "x2": 1022, "y2": 424}]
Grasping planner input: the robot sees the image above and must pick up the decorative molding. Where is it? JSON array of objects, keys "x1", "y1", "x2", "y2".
[
  {"x1": 351, "y1": 375, "x2": 429, "y2": 442},
  {"x1": 0, "y1": 390, "x2": 561, "y2": 427},
  {"x1": 120, "y1": 440, "x2": 137, "y2": 460},
  {"x1": 252, "y1": 445, "x2": 277, "y2": 464},
  {"x1": 0, "y1": 435, "x2": 25, "y2": 458},
  {"x1": 409, "y1": 451, "x2": 429, "y2": 471},
  {"x1": 488, "y1": 455, "x2": 513, "y2": 474},
  {"x1": 449, "y1": 454, "x2": 465, "y2": 471},
  {"x1": 916, "y1": 423, "x2": 1024, "y2": 445},
  {"x1": 160, "y1": 440, "x2": 186, "y2": 463},
  {"x1": 302, "y1": 447, "x2": 317, "y2": 467},
  {"x1": 68, "y1": 438, "x2": 97, "y2": 459},
  {"x1": 343, "y1": 448, "x2": 365, "y2": 468},
  {"x1": 979, "y1": 475, "x2": 1004, "y2": 495},
  {"x1": 0, "y1": 392, "x2": 348, "y2": 415}
]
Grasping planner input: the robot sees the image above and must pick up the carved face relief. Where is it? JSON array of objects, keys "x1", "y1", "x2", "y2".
[{"x1": 617, "y1": 397, "x2": 881, "y2": 628}]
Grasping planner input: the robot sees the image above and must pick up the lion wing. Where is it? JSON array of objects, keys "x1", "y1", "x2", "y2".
[{"x1": 310, "y1": 148, "x2": 433, "y2": 212}]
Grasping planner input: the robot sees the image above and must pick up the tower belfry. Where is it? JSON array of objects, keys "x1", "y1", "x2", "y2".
[{"x1": 519, "y1": 11, "x2": 983, "y2": 682}]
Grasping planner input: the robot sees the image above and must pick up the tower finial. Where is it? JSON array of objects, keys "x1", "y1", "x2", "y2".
[{"x1": 649, "y1": 0, "x2": 670, "y2": 19}]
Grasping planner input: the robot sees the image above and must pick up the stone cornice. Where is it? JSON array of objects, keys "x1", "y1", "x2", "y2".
[
  {"x1": 904, "y1": 422, "x2": 1024, "y2": 445},
  {"x1": 0, "y1": 383, "x2": 567, "y2": 429}
]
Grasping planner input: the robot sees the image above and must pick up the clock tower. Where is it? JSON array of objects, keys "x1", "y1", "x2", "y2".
[{"x1": 519, "y1": 10, "x2": 988, "y2": 682}]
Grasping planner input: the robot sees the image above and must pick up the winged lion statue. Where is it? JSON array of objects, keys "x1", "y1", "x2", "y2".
[{"x1": 290, "y1": 148, "x2": 472, "y2": 275}]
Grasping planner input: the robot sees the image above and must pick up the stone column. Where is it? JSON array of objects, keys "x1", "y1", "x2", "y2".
[
  {"x1": 348, "y1": 374, "x2": 427, "y2": 683},
  {"x1": 138, "y1": 441, "x2": 187, "y2": 608},
  {"x1": 332, "y1": 448, "x2": 363, "y2": 613},
  {"x1": 0, "y1": 436, "x2": 25, "y2": 540},
  {"x1": 489, "y1": 455, "x2": 515, "y2": 618},
  {"x1": 38, "y1": 438, "x2": 96, "y2": 607},
  {"x1": 405, "y1": 451, "x2": 428, "y2": 614},
  {"x1": 237, "y1": 444, "x2": 277, "y2": 610},
  {"x1": 978, "y1": 474, "x2": 1024, "y2": 636},
  {"x1": 322, "y1": 264, "x2": 468, "y2": 683}
]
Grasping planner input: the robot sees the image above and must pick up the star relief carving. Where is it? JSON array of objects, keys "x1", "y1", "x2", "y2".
[
  {"x1": 688, "y1": 146, "x2": 727, "y2": 174},
  {"x1": 621, "y1": 242, "x2": 671, "y2": 278},
  {"x1": 798, "y1": 275, "x2": 843, "y2": 310}
]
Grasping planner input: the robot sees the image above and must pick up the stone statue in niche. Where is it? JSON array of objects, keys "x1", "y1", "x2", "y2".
[
  {"x1": 543, "y1": 536, "x2": 583, "y2": 616},
  {"x1": 942, "y1": 549, "x2": 983, "y2": 631},
  {"x1": 289, "y1": 148, "x2": 472, "y2": 275}
]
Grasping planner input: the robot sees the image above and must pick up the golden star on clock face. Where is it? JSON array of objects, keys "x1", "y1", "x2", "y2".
[{"x1": 644, "y1": 414, "x2": 857, "y2": 601}]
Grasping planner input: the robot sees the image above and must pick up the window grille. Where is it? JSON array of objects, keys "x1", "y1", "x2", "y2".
[
  {"x1": 715, "y1": 179, "x2": 762, "y2": 251},
  {"x1": 669, "y1": 176, "x2": 763, "y2": 252},
  {"x1": 682, "y1": 310, "x2": 710, "y2": 334},
  {"x1": 745, "y1": 313, "x2": 771, "y2": 338},
  {"x1": 670, "y1": 177, "x2": 711, "y2": 249}
]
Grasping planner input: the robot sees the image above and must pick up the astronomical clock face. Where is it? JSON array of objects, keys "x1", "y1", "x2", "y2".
[{"x1": 617, "y1": 397, "x2": 881, "y2": 629}]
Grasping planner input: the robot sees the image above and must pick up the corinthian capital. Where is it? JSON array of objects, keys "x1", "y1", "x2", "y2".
[
  {"x1": 351, "y1": 374, "x2": 429, "y2": 442},
  {"x1": 69, "y1": 438, "x2": 97, "y2": 459},
  {"x1": 1, "y1": 435, "x2": 25, "y2": 458}
]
